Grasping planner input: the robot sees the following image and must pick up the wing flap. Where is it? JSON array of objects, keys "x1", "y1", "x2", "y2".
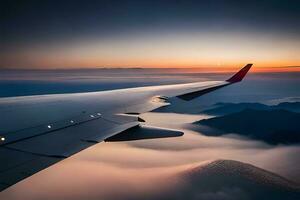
[
  {"x1": 82, "y1": 121, "x2": 140, "y2": 143},
  {"x1": 105, "y1": 125, "x2": 184, "y2": 142}
]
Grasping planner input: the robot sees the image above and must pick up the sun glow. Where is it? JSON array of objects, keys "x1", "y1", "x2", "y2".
[{"x1": 1, "y1": 32, "x2": 299, "y2": 72}]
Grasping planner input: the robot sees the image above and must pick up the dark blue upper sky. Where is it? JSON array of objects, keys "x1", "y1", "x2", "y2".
[{"x1": 1, "y1": 0, "x2": 300, "y2": 69}]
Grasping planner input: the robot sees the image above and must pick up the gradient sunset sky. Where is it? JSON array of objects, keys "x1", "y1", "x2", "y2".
[{"x1": 1, "y1": 0, "x2": 300, "y2": 71}]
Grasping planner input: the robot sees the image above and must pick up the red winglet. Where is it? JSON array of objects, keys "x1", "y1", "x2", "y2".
[{"x1": 227, "y1": 64, "x2": 253, "y2": 83}]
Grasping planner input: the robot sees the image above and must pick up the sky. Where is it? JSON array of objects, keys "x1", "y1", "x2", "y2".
[{"x1": 1, "y1": 0, "x2": 300, "y2": 71}]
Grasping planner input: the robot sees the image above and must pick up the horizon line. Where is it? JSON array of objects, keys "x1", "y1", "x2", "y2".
[{"x1": 1, "y1": 66, "x2": 300, "y2": 73}]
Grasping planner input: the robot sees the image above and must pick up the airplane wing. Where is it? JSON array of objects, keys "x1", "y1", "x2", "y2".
[{"x1": 0, "y1": 64, "x2": 252, "y2": 191}]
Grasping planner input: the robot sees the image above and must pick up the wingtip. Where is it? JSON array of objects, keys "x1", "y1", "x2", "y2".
[{"x1": 226, "y1": 64, "x2": 253, "y2": 83}]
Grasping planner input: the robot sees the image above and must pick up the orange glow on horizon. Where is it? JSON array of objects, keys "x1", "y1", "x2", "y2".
[
  {"x1": 2, "y1": 61, "x2": 300, "y2": 73},
  {"x1": 1, "y1": 30, "x2": 300, "y2": 73},
  {"x1": 65, "y1": 60, "x2": 300, "y2": 73}
]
